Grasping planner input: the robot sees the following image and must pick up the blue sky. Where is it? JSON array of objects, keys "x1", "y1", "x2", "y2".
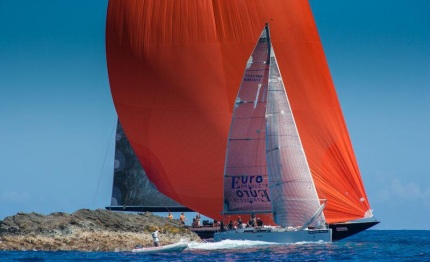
[{"x1": 0, "y1": 1, "x2": 428, "y2": 230}]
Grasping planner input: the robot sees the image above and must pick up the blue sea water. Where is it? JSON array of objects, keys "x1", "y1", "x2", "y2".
[{"x1": 0, "y1": 230, "x2": 429, "y2": 261}]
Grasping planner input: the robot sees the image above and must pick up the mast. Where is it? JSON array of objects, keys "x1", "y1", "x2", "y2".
[{"x1": 265, "y1": 23, "x2": 271, "y2": 64}]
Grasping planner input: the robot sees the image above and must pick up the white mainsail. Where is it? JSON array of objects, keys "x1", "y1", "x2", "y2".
[{"x1": 222, "y1": 28, "x2": 272, "y2": 214}]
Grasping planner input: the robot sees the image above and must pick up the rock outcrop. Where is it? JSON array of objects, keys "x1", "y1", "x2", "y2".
[{"x1": 0, "y1": 209, "x2": 200, "y2": 251}]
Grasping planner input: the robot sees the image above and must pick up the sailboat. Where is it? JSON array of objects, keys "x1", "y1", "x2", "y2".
[{"x1": 105, "y1": 0, "x2": 379, "y2": 242}]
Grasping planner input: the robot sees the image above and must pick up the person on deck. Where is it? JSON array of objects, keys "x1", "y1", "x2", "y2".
[
  {"x1": 237, "y1": 216, "x2": 243, "y2": 229},
  {"x1": 179, "y1": 213, "x2": 186, "y2": 225},
  {"x1": 256, "y1": 217, "x2": 263, "y2": 227},
  {"x1": 220, "y1": 221, "x2": 225, "y2": 231},
  {"x1": 228, "y1": 220, "x2": 234, "y2": 230},
  {"x1": 152, "y1": 228, "x2": 160, "y2": 247},
  {"x1": 167, "y1": 212, "x2": 173, "y2": 219},
  {"x1": 248, "y1": 214, "x2": 256, "y2": 228},
  {"x1": 195, "y1": 213, "x2": 201, "y2": 227}
]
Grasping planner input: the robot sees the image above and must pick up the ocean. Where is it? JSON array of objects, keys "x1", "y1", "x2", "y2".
[{"x1": 0, "y1": 230, "x2": 428, "y2": 261}]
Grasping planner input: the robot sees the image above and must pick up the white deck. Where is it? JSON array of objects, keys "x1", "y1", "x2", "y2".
[{"x1": 214, "y1": 227, "x2": 332, "y2": 243}]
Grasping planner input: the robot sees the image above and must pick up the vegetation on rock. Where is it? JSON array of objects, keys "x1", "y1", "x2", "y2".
[{"x1": 0, "y1": 209, "x2": 200, "y2": 251}]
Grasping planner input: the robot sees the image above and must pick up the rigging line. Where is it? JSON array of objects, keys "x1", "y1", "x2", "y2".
[{"x1": 92, "y1": 117, "x2": 117, "y2": 209}]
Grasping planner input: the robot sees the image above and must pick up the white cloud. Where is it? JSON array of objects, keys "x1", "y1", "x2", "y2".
[
  {"x1": 375, "y1": 176, "x2": 430, "y2": 205},
  {"x1": 390, "y1": 178, "x2": 424, "y2": 200}
]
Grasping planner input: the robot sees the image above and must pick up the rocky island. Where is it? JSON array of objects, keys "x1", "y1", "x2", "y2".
[{"x1": 0, "y1": 209, "x2": 201, "y2": 251}]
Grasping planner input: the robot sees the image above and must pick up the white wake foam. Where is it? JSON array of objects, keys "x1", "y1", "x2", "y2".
[{"x1": 186, "y1": 239, "x2": 277, "y2": 250}]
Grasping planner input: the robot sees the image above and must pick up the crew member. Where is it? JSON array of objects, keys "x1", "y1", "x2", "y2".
[
  {"x1": 152, "y1": 228, "x2": 160, "y2": 247},
  {"x1": 179, "y1": 213, "x2": 186, "y2": 225},
  {"x1": 256, "y1": 217, "x2": 264, "y2": 227},
  {"x1": 237, "y1": 216, "x2": 243, "y2": 229}
]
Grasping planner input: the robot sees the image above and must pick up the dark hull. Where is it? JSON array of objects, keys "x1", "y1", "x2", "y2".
[
  {"x1": 329, "y1": 221, "x2": 380, "y2": 241},
  {"x1": 187, "y1": 226, "x2": 218, "y2": 239},
  {"x1": 190, "y1": 221, "x2": 380, "y2": 241}
]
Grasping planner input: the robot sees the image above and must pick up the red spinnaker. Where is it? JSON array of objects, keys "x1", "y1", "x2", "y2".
[{"x1": 106, "y1": 0, "x2": 371, "y2": 223}]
